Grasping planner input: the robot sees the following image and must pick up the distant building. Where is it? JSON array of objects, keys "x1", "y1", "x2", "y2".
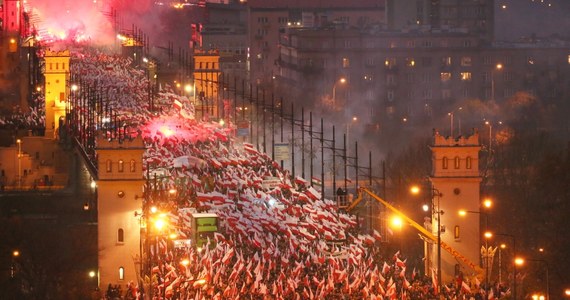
[
  {"x1": 199, "y1": 2, "x2": 248, "y2": 79},
  {"x1": 386, "y1": 0, "x2": 494, "y2": 42},
  {"x1": 276, "y1": 25, "x2": 570, "y2": 129},
  {"x1": 247, "y1": 0, "x2": 386, "y2": 87}
]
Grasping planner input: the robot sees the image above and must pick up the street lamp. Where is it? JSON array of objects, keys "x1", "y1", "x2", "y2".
[
  {"x1": 346, "y1": 116, "x2": 358, "y2": 147},
  {"x1": 516, "y1": 257, "x2": 549, "y2": 300},
  {"x1": 494, "y1": 233, "x2": 517, "y2": 300},
  {"x1": 448, "y1": 107, "x2": 463, "y2": 137},
  {"x1": 16, "y1": 139, "x2": 22, "y2": 189},
  {"x1": 491, "y1": 63, "x2": 503, "y2": 102},
  {"x1": 483, "y1": 231, "x2": 495, "y2": 297},
  {"x1": 332, "y1": 77, "x2": 346, "y2": 106},
  {"x1": 411, "y1": 185, "x2": 443, "y2": 295}
]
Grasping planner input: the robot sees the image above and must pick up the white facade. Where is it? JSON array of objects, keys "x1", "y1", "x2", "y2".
[
  {"x1": 429, "y1": 128, "x2": 482, "y2": 282},
  {"x1": 96, "y1": 135, "x2": 145, "y2": 290}
]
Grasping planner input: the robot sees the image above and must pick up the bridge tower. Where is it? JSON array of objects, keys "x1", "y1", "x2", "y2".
[
  {"x1": 43, "y1": 50, "x2": 70, "y2": 139},
  {"x1": 95, "y1": 134, "x2": 145, "y2": 290},
  {"x1": 429, "y1": 129, "x2": 482, "y2": 282},
  {"x1": 193, "y1": 49, "x2": 220, "y2": 119}
]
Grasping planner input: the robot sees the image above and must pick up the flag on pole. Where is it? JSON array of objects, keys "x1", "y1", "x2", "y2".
[{"x1": 311, "y1": 177, "x2": 322, "y2": 186}]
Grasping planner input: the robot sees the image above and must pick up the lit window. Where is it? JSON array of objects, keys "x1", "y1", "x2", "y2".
[
  {"x1": 466, "y1": 157, "x2": 472, "y2": 169},
  {"x1": 460, "y1": 72, "x2": 472, "y2": 81},
  {"x1": 342, "y1": 58, "x2": 350, "y2": 68},
  {"x1": 454, "y1": 157, "x2": 460, "y2": 169},
  {"x1": 441, "y1": 56, "x2": 452, "y2": 66},
  {"x1": 130, "y1": 160, "x2": 136, "y2": 172},
  {"x1": 461, "y1": 57, "x2": 472, "y2": 66},
  {"x1": 454, "y1": 225, "x2": 460, "y2": 240},
  {"x1": 440, "y1": 72, "x2": 451, "y2": 82},
  {"x1": 567, "y1": 55, "x2": 570, "y2": 64},
  {"x1": 406, "y1": 58, "x2": 416, "y2": 67},
  {"x1": 442, "y1": 157, "x2": 448, "y2": 169},
  {"x1": 118, "y1": 228, "x2": 124, "y2": 243},
  {"x1": 106, "y1": 159, "x2": 112, "y2": 172},
  {"x1": 119, "y1": 267, "x2": 125, "y2": 280},
  {"x1": 118, "y1": 160, "x2": 124, "y2": 173}
]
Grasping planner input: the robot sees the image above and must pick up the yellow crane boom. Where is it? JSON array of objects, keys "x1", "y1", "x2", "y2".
[{"x1": 348, "y1": 187, "x2": 483, "y2": 275}]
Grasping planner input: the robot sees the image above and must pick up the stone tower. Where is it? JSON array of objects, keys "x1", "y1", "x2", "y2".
[
  {"x1": 43, "y1": 49, "x2": 70, "y2": 139},
  {"x1": 96, "y1": 134, "x2": 145, "y2": 290},
  {"x1": 193, "y1": 49, "x2": 220, "y2": 118},
  {"x1": 429, "y1": 128, "x2": 482, "y2": 282}
]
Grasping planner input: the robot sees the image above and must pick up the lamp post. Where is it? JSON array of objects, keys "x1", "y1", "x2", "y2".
[
  {"x1": 447, "y1": 107, "x2": 463, "y2": 137},
  {"x1": 16, "y1": 139, "x2": 22, "y2": 189},
  {"x1": 498, "y1": 243, "x2": 507, "y2": 286},
  {"x1": 346, "y1": 116, "x2": 358, "y2": 152},
  {"x1": 516, "y1": 258, "x2": 549, "y2": 300},
  {"x1": 332, "y1": 77, "x2": 346, "y2": 106},
  {"x1": 411, "y1": 185, "x2": 443, "y2": 296},
  {"x1": 491, "y1": 63, "x2": 503, "y2": 102},
  {"x1": 495, "y1": 233, "x2": 517, "y2": 300},
  {"x1": 483, "y1": 231, "x2": 494, "y2": 297}
]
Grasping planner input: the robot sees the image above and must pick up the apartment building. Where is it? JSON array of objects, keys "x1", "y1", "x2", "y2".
[
  {"x1": 277, "y1": 26, "x2": 570, "y2": 129},
  {"x1": 247, "y1": 0, "x2": 386, "y2": 87}
]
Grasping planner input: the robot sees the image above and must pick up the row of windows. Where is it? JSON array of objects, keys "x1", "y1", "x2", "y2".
[
  {"x1": 105, "y1": 159, "x2": 137, "y2": 173},
  {"x1": 48, "y1": 62, "x2": 66, "y2": 71},
  {"x1": 299, "y1": 53, "x2": 566, "y2": 71},
  {"x1": 342, "y1": 54, "x2": 566, "y2": 69},
  {"x1": 442, "y1": 156, "x2": 473, "y2": 170},
  {"x1": 197, "y1": 62, "x2": 218, "y2": 69},
  {"x1": 385, "y1": 86, "x2": 520, "y2": 101}
]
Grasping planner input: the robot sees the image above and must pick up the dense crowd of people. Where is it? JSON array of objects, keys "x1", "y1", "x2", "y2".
[{"x1": 8, "y1": 45, "x2": 514, "y2": 299}]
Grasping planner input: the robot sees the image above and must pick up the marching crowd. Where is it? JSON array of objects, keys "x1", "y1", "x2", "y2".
[{"x1": 5, "y1": 44, "x2": 513, "y2": 299}]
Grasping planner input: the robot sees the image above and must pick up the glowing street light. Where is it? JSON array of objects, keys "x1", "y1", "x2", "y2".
[
  {"x1": 390, "y1": 215, "x2": 403, "y2": 230},
  {"x1": 332, "y1": 77, "x2": 346, "y2": 105},
  {"x1": 491, "y1": 63, "x2": 503, "y2": 102},
  {"x1": 516, "y1": 257, "x2": 550, "y2": 300},
  {"x1": 16, "y1": 139, "x2": 22, "y2": 189},
  {"x1": 410, "y1": 185, "x2": 443, "y2": 296}
]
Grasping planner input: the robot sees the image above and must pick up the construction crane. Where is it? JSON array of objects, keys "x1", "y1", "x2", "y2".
[{"x1": 346, "y1": 187, "x2": 483, "y2": 277}]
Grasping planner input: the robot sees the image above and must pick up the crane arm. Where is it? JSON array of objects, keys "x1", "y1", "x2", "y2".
[{"x1": 356, "y1": 187, "x2": 482, "y2": 275}]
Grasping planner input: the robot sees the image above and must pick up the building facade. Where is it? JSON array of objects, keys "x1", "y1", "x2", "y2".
[
  {"x1": 96, "y1": 135, "x2": 146, "y2": 290},
  {"x1": 386, "y1": 0, "x2": 495, "y2": 42},
  {"x1": 429, "y1": 128, "x2": 482, "y2": 283},
  {"x1": 247, "y1": 0, "x2": 386, "y2": 87},
  {"x1": 276, "y1": 26, "x2": 570, "y2": 130},
  {"x1": 43, "y1": 50, "x2": 70, "y2": 139}
]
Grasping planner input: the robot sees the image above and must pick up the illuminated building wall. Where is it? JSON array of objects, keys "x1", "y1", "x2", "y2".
[
  {"x1": 429, "y1": 129, "x2": 482, "y2": 282},
  {"x1": 1, "y1": 0, "x2": 22, "y2": 34},
  {"x1": 96, "y1": 135, "x2": 145, "y2": 290},
  {"x1": 43, "y1": 50, "x2": 70, "y2": 139},
  {"x1": 193, "y1": 49, "x2": 221, "y2": 117}
]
